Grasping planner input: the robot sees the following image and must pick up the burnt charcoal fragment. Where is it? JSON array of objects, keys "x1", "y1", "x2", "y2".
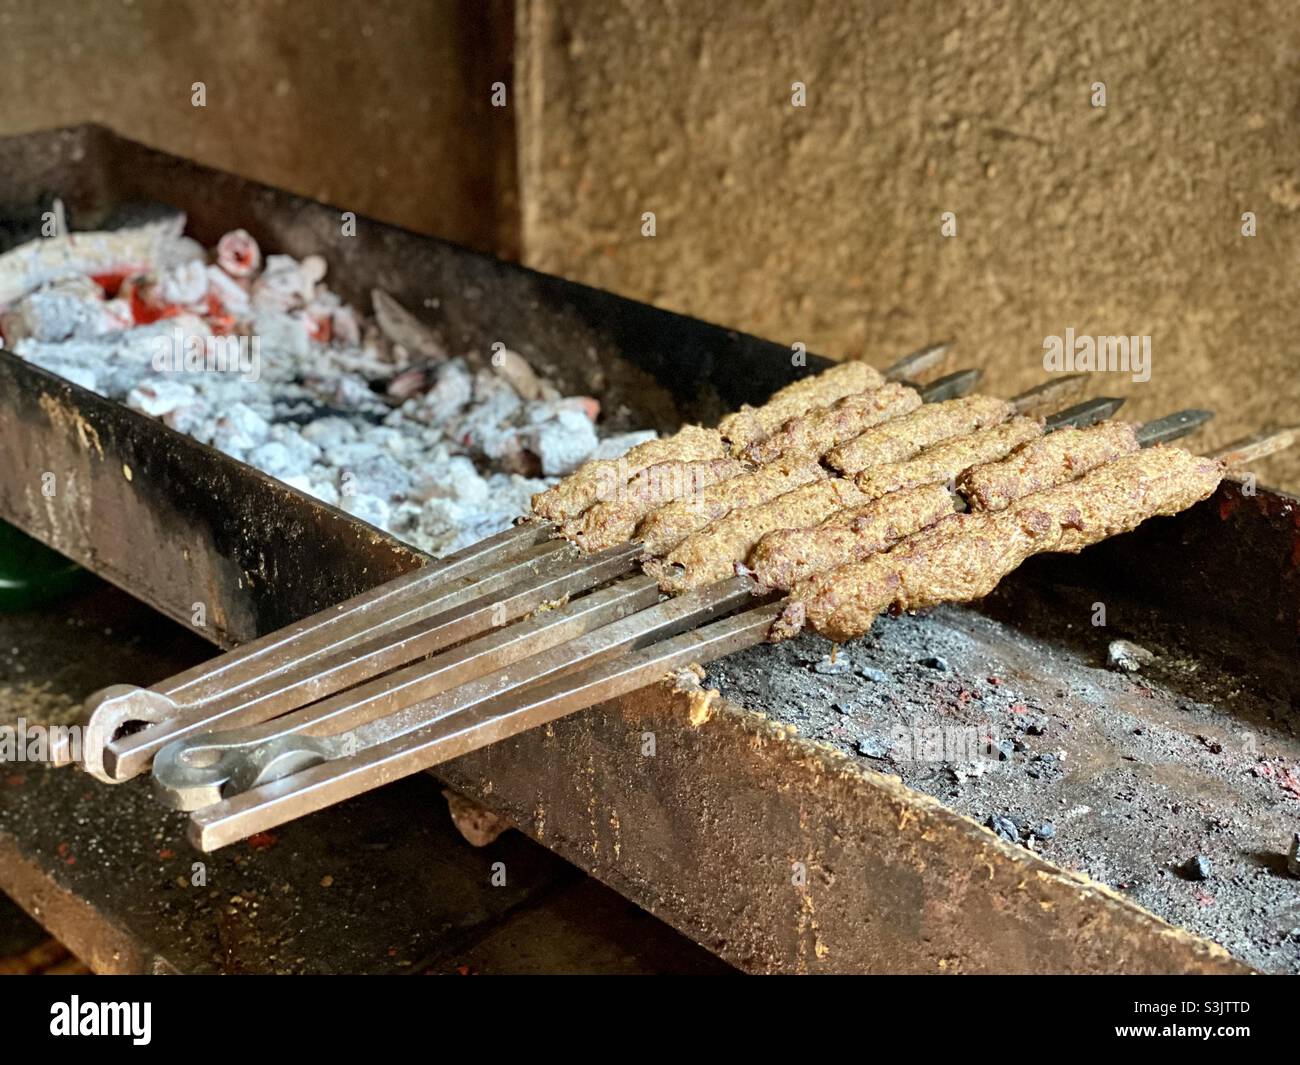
[
  {"x1": 812, "y1": 655, "x2": 852, "y2": 676},
  {"x1": 986, "y1": 814, "x2": 1019, "y2": 844},
  {"x1": 856, "y1": 735, "x2": 892, "y2": 760}
]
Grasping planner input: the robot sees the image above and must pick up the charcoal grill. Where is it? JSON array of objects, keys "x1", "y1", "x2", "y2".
[{"x1": 2, "y1": 124, "x2": 1298, "y2": 975}]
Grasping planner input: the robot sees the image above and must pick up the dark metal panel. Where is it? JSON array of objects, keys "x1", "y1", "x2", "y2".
[
  {"x1": 436, "y1": 674, "x2": 1249, "y2": 975},
  {"x1": 0, "y1": 355, "x2": 421, "y2": 645}
]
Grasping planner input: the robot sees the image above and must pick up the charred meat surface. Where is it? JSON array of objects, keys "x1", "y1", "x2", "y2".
[
  {"x1": 775, "y1": 447, "x2": 1223, "y2": 642},
  {"x1": 959, "y1": 420, "x2": 1141, "y2": 511},
  {"x1": 747, "y1": 482, "x2": 957, "y2": 591},
  {"x1": 717, "y1": 360, "x2": 883, "y2": 452},
  {"x1": 824, "y1": 395, "x2": 1014, "y2": 475},
  {"x1": 743, "y1": 381, "x2": 922, "y2": 464}
]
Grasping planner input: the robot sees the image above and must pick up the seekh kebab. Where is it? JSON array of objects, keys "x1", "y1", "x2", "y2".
[
  {"x1": 824, "y1": 394, "x2": 1014, "y2": 474},
  {"x1": 853, "y1": 416, "x2": 1043, "y2": 501},
  {"x1": 770, "y1": 446, "x2": 1223, "y2": 643},
  {"x1": 716, "y1": 360, "x2": 884, "y2": 452},
  {"x1": 747, "y1": 420, "x2": 1141, "y2": 590},
  {"x1": 742, "y1": 381, "x2": 921, "y2": 464},
  {"x1": 533, "y1": 362, "x2": 1223, "y2": 655},
  {"x1": 531, "y1": 423, "x2": 726, "y2": 522},
  {"x1": 647, "y1": 478, "x2": 957, "y2": 595},
  {"x1": 539, "y1": 362, "x2": 1125, "y2": 589},
  {"x1": 957, "y1": 420, "x2": 1140, "y2": 512},
  {"x1": 533, "y1": 360, "x2": 883, "y2": 522},
  {"x1": 635, "y1": 454, "x2": 826, "y2": 556},
  {"x1": 644, "y1": 409, "x2": 1125, "y2": 595},
  {"x1": 745, "y1": 483, "x2": 959, "y2": 592},
  {"x1": 560, "y1": 456, "x2": 748, "y2": 553},
  {"x1": 634, "y1": 381, "x2": 930, "y2": 554}
]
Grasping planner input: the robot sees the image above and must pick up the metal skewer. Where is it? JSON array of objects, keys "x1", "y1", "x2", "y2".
[
  {"x1": 152, "y1": 575, "x2": 664, "y2": 809},
  {"x1": 152, "y1": 389, "x2": 1138, "y2": 814},
  {"x1": 1209, "y1": 424, "x2": 1300, "y2": 465},
  {"x1": 916, "y1": 368, "x2": 981, "y2": 402},
  {"x1": 177, "y1": 405, "x2": 1272, "y2": 849},
  {"x1": 106, "y1": 540, "x2": 643, "y2": 783},
  {"x1": 156, "y1": 576, "x2": 761, "y2": 811},
  {"x1": 68, "y1": 521, "x2": 555, "y2": 778},
  {"x1": 1045, "y1": 396, "x2": 1125, "y2": 431},
  {"x1": 1012, "y1": 373, "x2": 1089, "y2": 415},
  {"x1": 76, "y1": 344, "x2": 971, "y2": 781},
  {"x1": 187, "y1": 601, "x2": 785, "y2": 851},
  {"x1": 1136, "y1": 409, "x2": 1214, "y2": 446},
  {"x1": 882, "y1": 340, "x2": 955, "y2": 383}
]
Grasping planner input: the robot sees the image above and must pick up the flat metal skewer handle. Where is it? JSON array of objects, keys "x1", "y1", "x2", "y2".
[
  {"x1": 187, "y1": 600, "x2": 783, "y2": 851},
  {"x1": 70, "y1": 521, "x2": 555, "y2": 779},
  {"x1": 151, "y1": 575, "x2": 662, "y2": 809},
  {"x1": 101, "y1": 538, "x2": 639, "y2": 783},
  {"x1": 170, "y1": 521, "x2": 551, "y2": 706},
  {"x1": 155, "y1": 575, "x2": 759, "y2": 809}
]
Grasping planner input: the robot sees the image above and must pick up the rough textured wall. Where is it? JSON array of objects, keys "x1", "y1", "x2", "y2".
[
  {"x1": 517, "y1": 0, "x2": 1300, "y2": 486},
  {"x1": 0, "y1": 0, "x2": 517, "y2": 255}
]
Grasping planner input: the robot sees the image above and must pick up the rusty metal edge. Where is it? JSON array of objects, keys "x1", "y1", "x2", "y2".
[
  {"x1": 435, "y1": 674, "x2": 1251, "y2": 975},
  {"x1": 0, "y1": 833, "x2": 179, "y2": 975}
]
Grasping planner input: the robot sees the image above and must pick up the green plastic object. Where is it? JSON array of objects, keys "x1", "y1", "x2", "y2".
[{"x1": 0, "y1": 520, "x2": 91, "y2": 611}]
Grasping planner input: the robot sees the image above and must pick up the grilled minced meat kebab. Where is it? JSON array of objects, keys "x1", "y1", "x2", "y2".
[
  {"x1": 824, "y1": 395, "x2": 1013, "y2": 475},
  {"x1": 746, "y1": 483, "x2": 957, "y2": 591},
  {"x1": 958, "y1": 420, "x2": 1140, "y2": 511},
  {"x1": 631, "y1": 384, "x2": 993, "y2": 566},
  {"x1": 743, "y1": 381, "x2": 921, "y2": 464},
  {"x1": 717, "y1": 360, "x2": 882, "y2": 453},
  {"x1": 748, "y1": 420, "x2": 1141, "y2": 590},
  {"x1": 645, "y1": 476, "x2": 876, "y2": 594},
  {"x1": 853, "y1": 417, "x2": 1042, "y2": 501},
  {"x1": 532, "y1": 424, "x2": 726, "y2": 522},
  {"x1": 560, "y1": 457, "x2": 747, "y2": 553},
  {"x1": 770, "y1": 447, "x2": 1223, "y2": 643},
  {"x1": 535, "y1": 361, "x2": 880, "y2": 522},
  {"x1": 653, "y1": 414, "x2": 1047, "y2": 593},
  {"x1": 634, "y1": 454, "x2": 825, "y2": 556}
]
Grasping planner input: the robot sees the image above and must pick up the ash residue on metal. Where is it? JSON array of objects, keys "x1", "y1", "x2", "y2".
[{"x1": 707, "y1": 584, "x2": 1300, "y2": 975}]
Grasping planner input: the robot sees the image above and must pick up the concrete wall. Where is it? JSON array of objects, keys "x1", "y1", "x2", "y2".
[
  {"x1": 516, "y1": 0, "x2": 1300, "y2": 486},
  {"x1": 0, "y1": 0, "x2": 517, "y2": 255}
]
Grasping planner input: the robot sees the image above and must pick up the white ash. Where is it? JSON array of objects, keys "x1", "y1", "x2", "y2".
[
  {"x1": 1107, "y1": 638, "x2": 1155, "y2": 673},
  {"x1": 0, "y1": 275, "x2": 130, "y2": 343},
  {"x1": 592, "y1": 429, "x2": 658, "y2": 460},
  {"x1": 0, "y1": 219, "x2": 654, "y2": 555}
]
